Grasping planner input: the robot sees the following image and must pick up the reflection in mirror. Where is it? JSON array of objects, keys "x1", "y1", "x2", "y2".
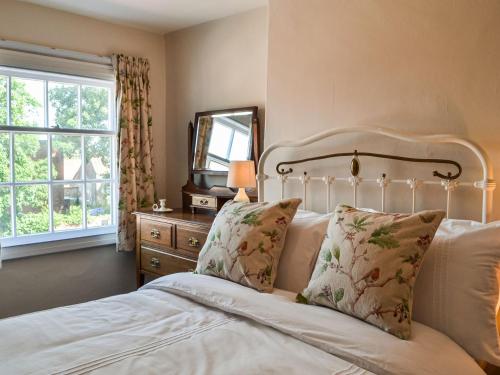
[{"x1": 193, "y1": 111, "x2": 253, "y2": 172}]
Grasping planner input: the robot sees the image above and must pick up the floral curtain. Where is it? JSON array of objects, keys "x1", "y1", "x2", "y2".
[
  {"x1": 193, "y1": 116, "x2": 213, "y2": 169},
  {"x1": 114, "y1": 54, "x2": 156, "y2": 252}
]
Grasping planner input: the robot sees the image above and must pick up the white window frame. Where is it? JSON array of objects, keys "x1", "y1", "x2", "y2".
[{"x1": 0, "y1": 66, "x2": 117, "y2": 248}]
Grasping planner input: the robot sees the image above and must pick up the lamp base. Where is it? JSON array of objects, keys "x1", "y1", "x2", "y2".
[{"x1": 233, "y1": 187, "x2": 250, "y2": 203}]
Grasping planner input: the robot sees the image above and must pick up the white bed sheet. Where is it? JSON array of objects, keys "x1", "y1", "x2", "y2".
[{"x1": 0, "y1": 273, "x2": 483, "y2": 375}]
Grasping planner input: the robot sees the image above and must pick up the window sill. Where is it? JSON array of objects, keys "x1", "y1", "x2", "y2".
[{"x1": 0, "y1": 227, "x2": 116, "y2": 261}]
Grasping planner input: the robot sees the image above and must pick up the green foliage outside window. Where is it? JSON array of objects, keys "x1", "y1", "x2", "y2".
[{"x1": 0, "y1": 76, "x2": 113, "y2": 238}]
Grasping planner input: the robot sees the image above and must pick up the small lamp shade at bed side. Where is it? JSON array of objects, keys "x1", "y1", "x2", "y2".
[{"x1": 227, "y1": 160, "x2": 256, "y2": 202}]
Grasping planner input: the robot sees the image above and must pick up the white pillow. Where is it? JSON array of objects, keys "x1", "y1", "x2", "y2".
[
  {"x1": 274, "y1": 210, "x2": 332, "y2": 293},
  {"x1": 413, "y1": 219, "x2": 500, "y2": 365}
]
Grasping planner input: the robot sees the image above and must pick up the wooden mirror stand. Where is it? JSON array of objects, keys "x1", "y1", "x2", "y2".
[{"x1": 182, "y1": 106, "x2": 260, "y2": 214}]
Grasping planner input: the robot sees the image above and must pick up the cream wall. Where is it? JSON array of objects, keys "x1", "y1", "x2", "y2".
[
  {"x1": 0, "y1": 0, "x2": 168, "y2": 198},
  {"x1": 164, "y1": 7, "x2": 268, "y2": 207},
  {"x1": 0, "y1": 245, "x2": 135, "y2": 318},
  {"x1": 266, "y1": 0, "x2": 500, "y2": 219}
]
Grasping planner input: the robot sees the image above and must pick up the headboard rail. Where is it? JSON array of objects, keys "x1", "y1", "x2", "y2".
[
  {"x1": 276, "y1": 150, "x2": 463, "y2": 180},
  {"x1": 257, "y1": 126, "x2": 496, "y2": 223}
]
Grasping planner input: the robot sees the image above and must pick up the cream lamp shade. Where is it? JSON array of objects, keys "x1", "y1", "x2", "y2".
[{"x1": 227, "y1": 160, "x2": 256, "y2": 202}]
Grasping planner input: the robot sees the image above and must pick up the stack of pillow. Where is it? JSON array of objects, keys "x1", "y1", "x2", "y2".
[{"x1": 195, "y1": 198, "x2": 500, "y2": 365}]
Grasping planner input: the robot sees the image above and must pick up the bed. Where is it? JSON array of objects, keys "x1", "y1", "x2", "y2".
[
  {"x1": 0, "y1": 127, "x2": 498, "y2": 375},
  {"x1": 0, "y1": 273, "x2": 484, "y2": 375}
]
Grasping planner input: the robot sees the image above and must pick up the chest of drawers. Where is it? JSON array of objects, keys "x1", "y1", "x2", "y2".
[{"x1": 134, "y1": 209, "x2": 215, "y2": 288}]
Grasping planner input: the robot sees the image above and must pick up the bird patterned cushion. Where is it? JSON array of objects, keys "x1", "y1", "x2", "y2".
[
  {"x1": 195, "y1": 198, "x2": 301, "y2": 292},
  {"x1": 298, "y1": 205, "x2": 445, "y2": 339}
]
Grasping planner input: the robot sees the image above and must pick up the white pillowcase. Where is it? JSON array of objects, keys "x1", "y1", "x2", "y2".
[
  {"x1": 277, "y1": 211, "x2": 500, "y2": 363},
  {"x1": 274, "y1": 210, "x2": 332, "y2": 293},
  {"x1": 413, "y1": 219, "x2": 500, "y2": 365}
]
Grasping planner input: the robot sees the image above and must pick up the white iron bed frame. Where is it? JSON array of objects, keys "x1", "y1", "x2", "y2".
[{"x1": 257, "y1": 127, "x2": 496, "y2": 223}]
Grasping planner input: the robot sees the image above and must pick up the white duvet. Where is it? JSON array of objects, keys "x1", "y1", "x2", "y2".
[{"x1": 0, "y1": 273, "x2": 483, "y2": 375}]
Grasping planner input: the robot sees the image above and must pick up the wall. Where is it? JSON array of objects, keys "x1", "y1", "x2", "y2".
[
  {"x1": 0, "y1": 0, "x2": 164, "y2": 315},
  {"x1": 164, "y1": 7, "x2": 268, "y2": 207},
  {"x1": 0, "y1": 245, "x2": 135, "y2": 318},
  {"x1": 266, "y1": 0, "x2": 500, "y2": 220}
]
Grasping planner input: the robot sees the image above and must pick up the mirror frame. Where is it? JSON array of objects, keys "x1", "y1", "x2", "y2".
[{"x1": 190, "y1": 106, "x2": 260, "y2": 176}]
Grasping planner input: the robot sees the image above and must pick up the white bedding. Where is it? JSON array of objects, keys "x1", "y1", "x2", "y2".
[{"x1": 0, "y1": 273, "x2": 483, "y2": 375}]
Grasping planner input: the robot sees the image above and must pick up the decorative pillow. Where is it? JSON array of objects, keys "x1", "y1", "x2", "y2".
[
  {"x1": 413, "y1": 219, "x2": 500, "y2": 365},
  {"x1": 298, "y1": 205, "x2": 445, "y2": 339},
  {"x1": 195, "y1": 198, "x2": 301, "y2": 292},
  {"x1": 274, "y1": 210, "x2": 332, "y2": 293}
]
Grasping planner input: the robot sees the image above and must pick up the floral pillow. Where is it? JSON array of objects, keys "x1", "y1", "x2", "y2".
[
  {"x1": 195, "y1": 198, "x2": 301, "y2": 292},
  {"x1": 298, "y1": 205, "x2": 445, "y2": 339}
]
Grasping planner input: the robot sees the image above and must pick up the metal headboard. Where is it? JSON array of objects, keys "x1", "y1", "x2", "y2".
[{"x1": 257, "y1": 126, "x2": 496, "y2": 223}]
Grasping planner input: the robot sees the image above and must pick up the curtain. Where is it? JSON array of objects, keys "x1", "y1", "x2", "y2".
[
  {"x1": 193, "y1": 116, "x2": 213, "y2": 169},
  {"x1": 115, "y1": 54, "x2": 156, "y2": 252}
]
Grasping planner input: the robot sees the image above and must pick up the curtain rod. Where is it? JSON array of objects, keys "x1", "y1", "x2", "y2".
[{"x1": 0, "y1": 39, "x2": 113, "y2": 66}]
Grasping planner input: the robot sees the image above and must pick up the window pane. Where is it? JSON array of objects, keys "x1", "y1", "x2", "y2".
[
  {"x1": 0, "y1": 132, "x2": 10, "y2": 182},
  {"x1": 81, "y1": 86, "x2": 109, "y2": 129},
  {"x1": 15, "y1": 184, "x2": 49, "y2": 235},
  {"x1": 11, "y1": 77, "x2": 44, "y2": 127},
  {"x1": 0, "y1": 187, "x2": 12, "y2": 237},
  {"x1": 84, "y1": 136, "x2": 111, "y2": 179},
  {"x1": 208, "y1": 122, "x2": 232, "y2": 159},
  {"x1": 207, "y1": 160, "x2": 229, "y2": 172},
  {"x1": 48, "y1": 82, "x2": 78, "y2": 128},
  {"x1": 229, "y1": 131, "x2": 250, "y2": 160},
  {"x1": 14, "y1": 133, "x2": 48, "y2": 181},
  {"x1": 0, "y1": 75, "x2": 7, "y2": 125},
  {"x1": 52, "y1": 135, "x2": 82, "y2": 180},
  {"x1": 86, "y1": 182, "x2": 111, "y2": 227},
  {"x1": 53, "y1": 184, "x2": 82, "y2": 231}
]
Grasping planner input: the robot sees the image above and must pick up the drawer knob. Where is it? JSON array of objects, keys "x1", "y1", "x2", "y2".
[
  {"x1": 188, "y1": 237, "x2": 200, "y2": 247},
  {"x1": 150, "y1": 228, "x2": 160, "y2": 239},
  {"x1": 150, "y1": 257, "x2": 161, "y2": 268}
]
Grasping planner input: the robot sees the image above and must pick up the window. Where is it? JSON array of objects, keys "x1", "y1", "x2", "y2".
[
  {"x1": 0, "y1": 66, "x2": 116, "y2": 246},
  {"x1": 206, "y1": 118, "x2": 251, "y2": 171}
]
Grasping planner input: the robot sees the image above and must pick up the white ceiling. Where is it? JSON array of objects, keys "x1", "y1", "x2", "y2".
[{"x1": 20, "y1": 0, "x2": 268, "y2": 34}]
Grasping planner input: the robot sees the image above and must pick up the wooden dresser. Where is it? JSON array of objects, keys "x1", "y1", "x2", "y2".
[{"x1": 134, "y1": 209, "x2": 215, "y2": 288}]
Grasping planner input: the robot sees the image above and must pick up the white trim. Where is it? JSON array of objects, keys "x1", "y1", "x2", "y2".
[
  {"x1": 1, "y1": 232, "x2": 116, "y2": 261},
  {"x1": 0, "y1": 179, "x2": 114, "y2": 187},
  {"x1": 0, "y1": 39, "x2": 112, "y2": 66},
  {"x1": 0, "y1": 47, "x2": 114, "y2": 81},
  {"x1": 257, "y1": 126, "x2": 495, "y2": 223},
  {"x1": 0, "y1": 66, "x2": 114, "y2": 89},
  {"x1": 0, "y1": 226, "x2": 116, "y2": 248}
]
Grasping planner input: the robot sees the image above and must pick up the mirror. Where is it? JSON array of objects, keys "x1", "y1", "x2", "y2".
[{"x1": 192, "y1": 107, "x2": 258, "y2": 173}]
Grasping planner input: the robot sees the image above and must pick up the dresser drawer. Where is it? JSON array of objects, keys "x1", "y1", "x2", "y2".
[
  {"x1": 140, "y1": 219, "x2": 173, "y2": 247},
  {"x1": 191, "y1": 195, "x2": 217, "y2": 209},
  {"x1": 141, "y1": 246, "x2": 197, "y2": 276},
  {"x1": 176, "y1": 225, "x2": 208, "y2": 257},
  {"x1": 134, "y1": 210, "x2": 215, "y2": 288}
]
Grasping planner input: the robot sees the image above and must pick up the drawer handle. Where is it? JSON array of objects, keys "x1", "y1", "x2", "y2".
[
  {"x1": 188, "y1": 237, "x2": 200, "y2": 247},
  {"x1": 200, "y1": 199, "x2": 208, "y2": 206},
  {"x1": 150, "y1": 257, "x2": 161, "y2": 268},
  {"x1": 150, "y1": 228, "x2": 160, "y2": 239}
]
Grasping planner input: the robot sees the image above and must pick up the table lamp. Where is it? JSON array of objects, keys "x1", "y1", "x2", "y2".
[{"x1": 227, "y1": 160, "x2": 256, "y2": 202}]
